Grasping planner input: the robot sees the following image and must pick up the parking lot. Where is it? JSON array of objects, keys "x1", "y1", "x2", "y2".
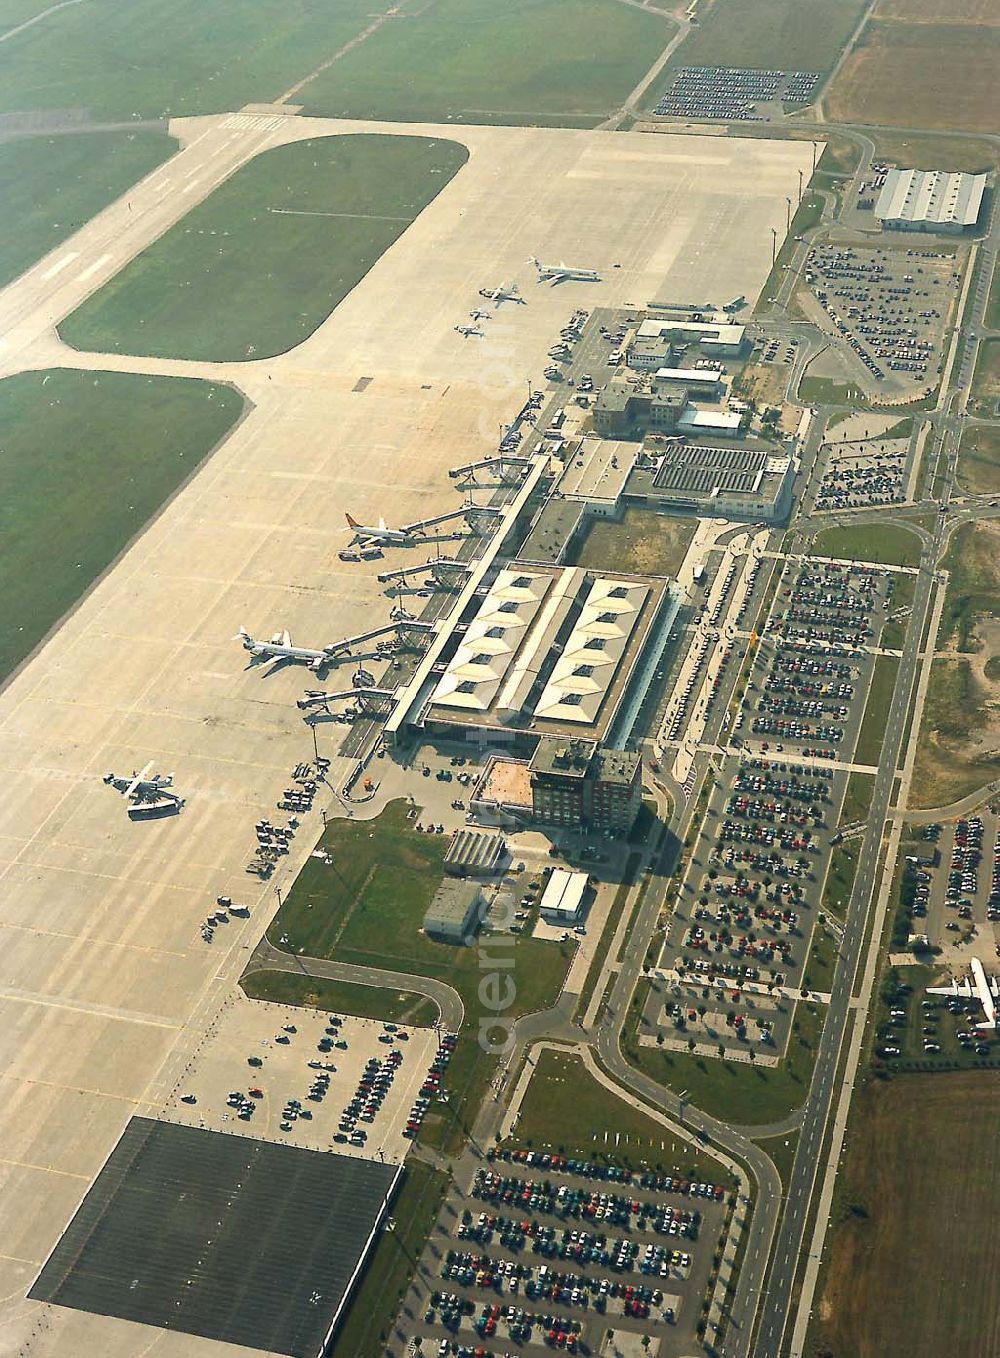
[
  {"x1": 654, "y1": 66, "x2": 820, "y2": 122},
  {"x1": 398, "y1": 1150, "x2": 731, "y2": 1357},
  {"x1": 814, "y1": 417, "x2": 913, "y2": 511},
  {"x1": 650, "y1": 553, "x2": 907, "y2": 1057},
  {"x1": 802, "y1": 243, "x2": 961, "y2": 397},
  {"x1": 163, "y1": 990, "x2": 440, "y2": 1163}
]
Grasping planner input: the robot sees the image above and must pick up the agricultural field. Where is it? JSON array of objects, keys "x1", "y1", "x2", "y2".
[
  {"x1": 570, "y1": 506, "x2": 697, "y2": 577},
  {"x1": 0, "y1": 369, "x2": 243, "y2": 685},
  {"x1": 871, "y1": 131, "x2": 1000, "y2": 174},
  {"x1": 298, "y1": 0, "x2": 673, "y2": 126},
  {"x1": 811, "y1": 523, "x2": 922, "y2": 568},
  {"x1": 875, "y1": 0, "x2": 999, "y2": 25},
  {"x1": 0, "y1": 129, "x2": 174, "y2": 289},
  {"x1": 0, "y1": 0, "x2": 389, "y2": 119},
  {"x1": 812, "y1": 1071, "x2": 1000, "y2": 1358},
  {"x1": 826, "y1": 17, "x2": 999, "y2": 134},
  {"x1": 957, "y1": 425, "x2": 1000, "y2": 495},
  {"x1": 645, "y1": 0, "x2": 867, "y2": 108},
  {"x1": 60, "y1": 134, "x2": 468, "y2": 361}
]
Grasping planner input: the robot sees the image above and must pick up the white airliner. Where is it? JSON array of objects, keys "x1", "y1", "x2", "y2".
[
  {"x1": 529, "y1": 256, "x2": 601, "y2": 285},
  {"x1": 104, "y1": 763, "x2": 184, "y2": 816},
  {"x1": 344, "y1": 513, "x2": 418, "y2": 546},
  {"x1": 478, "y1": 282, "x2": 524, "y2": 306},
  {"x1": 927, "y1": 957, "x2": 999, "y2": 1030},
  {"x1": 236, "y1": 626, "x2": 344, "y2": 672}
]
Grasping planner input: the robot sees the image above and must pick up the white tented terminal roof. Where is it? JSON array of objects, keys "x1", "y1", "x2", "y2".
[
  {"x1": 432, "y1": 568, "x2": 550, "y2": 712},
  {"x1": 875, "y1": 169, "x2": 986, "y2": 229},
  {"x1": 534, "y1": 576, "x2": 648, "y2": 724}
]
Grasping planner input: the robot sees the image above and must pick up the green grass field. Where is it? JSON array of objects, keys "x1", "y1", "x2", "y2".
[
  {"x1": 624, "y1": 987, "x2": 825, "y2": 1126},
  {"x1": 60, "y1": 134, "x2": 468, "y2": 361},
  {"x1": 811, "y1": 523, "x2": 922, "y2": 568},
  {"x1": 509, "y1": 1049, "x2": 725, "y2": 1179},
  {"x1": 841, "y1": 772, "x2": 874, "y2": 826},
  {"x1": 646, "y1": 0, "x2": 867, "y2": 108},
  {"x1": 0, "y1": 129, "x2": 175, "y2": 289},
  {"x1": 298, "y1": 0, "x2": 672, "y2": 126},
  {"x1": 970, "y1": 339, "x2": 1000, "y2": 417},
  {"x1": 0, "y1": 0, "x2": 73, "y2": 33},
  {"x1": 797, "y1": 373, "x2": 868, "y2": 406},
  {"x1": 958, "y1": 425, "x2": 1000, "y2": 494},
  {"x1": 0, "y1": 0, "x2": 389, "y2": 119},
  {"x1": 0, "y1": 369, "x2": 243, "y2": 684},
  {"x1": 240, "y1": 969, "x2": 439, "y2": 1027},
  {"x1": 855, "y1": 656, "x2": 899, "y2": 766}
]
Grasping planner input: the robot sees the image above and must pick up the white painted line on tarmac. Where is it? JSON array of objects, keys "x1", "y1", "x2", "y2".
[
  {"x1": 76, "y1": 252, "x2": 113, "y2": 283},
  {"x1": 40, "y1": 251, "x2": 79, "y2": 281},
  {"x1": 181, "y1": 178, "x2": 201, "y2": 194}
]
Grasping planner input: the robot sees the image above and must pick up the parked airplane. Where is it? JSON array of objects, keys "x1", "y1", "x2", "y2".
[
  {"x1": 236, "y1": 626, "x2": 345, "y2": 672},
  {"x1": 470, "y1": 308, "x2": 493, "y2": 321},
  {"x1": 478, "y1": 282, "x2": 524, "y2": 306},
  {"x1": 344, "y1": 513, "x2": 418, "y2": 547},
  {"x1": 529, "y1": 256, "x2": 601, "y2": 285},
  {"x1": 927, "y1": 957, "x2": 999, "y2": 1030},
  {"x1": 454, "y1": 323, "x2": 484, "y2": 337},
  {"x1": 104, "y1": 763, "x2": 184, "y2": 816}
]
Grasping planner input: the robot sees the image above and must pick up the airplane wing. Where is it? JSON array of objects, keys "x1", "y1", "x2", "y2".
[
  {"x1": 378, "y1": 517, "x2": 388, "y2": 532},
  {"x1": 123, "y1": 761, "x2": 153, "y2": 801},
  {"x1": 281, "y1": 630, "x2": 291, "y2": 648},
  {"x1": 926, "y1": 978, "x2": 973, "y2": 997}
]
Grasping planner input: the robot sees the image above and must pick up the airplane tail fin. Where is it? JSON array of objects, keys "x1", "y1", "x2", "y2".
[{"x1": 345, "y1": 512, "x2": 361, "y2": 530}]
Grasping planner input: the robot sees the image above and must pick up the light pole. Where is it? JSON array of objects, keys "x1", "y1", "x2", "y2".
[
  {"x1": 798, "y1": 167, "x2": 804, "y2": 204},
  {"x1": 785, "y1": 197, "x2": 792, "y2": 234},
  {"x1": 771, "y1": 227, "x2": 778, "y2": 266}
]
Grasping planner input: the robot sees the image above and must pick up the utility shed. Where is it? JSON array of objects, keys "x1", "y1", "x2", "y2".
[
  {"x1": 423, "y1": 879, "x2": 485, "y2": 944},
  {"x1": 444, "y1": 829, "x2": 507, "y2": 877}
]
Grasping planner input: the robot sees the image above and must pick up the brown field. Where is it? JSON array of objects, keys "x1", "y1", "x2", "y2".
[
  {"x1": 813, "y1": 1071, "x2": 1000, "y2": 1358},
  {"x1": 571, "y1": 506, "x2": 697, "y2": 578},
  {"x1": 871, "y1": 132, "x2": 1000, "y2": 174},
  {"x1": 876, "y1": 0, "x2": 1000, "y2": 24},
  {"x1": 826, "y1": 21, "x2": 999, "y2": 134}
]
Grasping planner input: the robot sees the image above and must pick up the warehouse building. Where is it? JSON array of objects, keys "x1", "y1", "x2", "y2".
[
  {"x1": 444, "y1": 829, "x2": 507, "y2": 877},
  {"x1": 875, "y1": 169, "x2": 987, "y2": 234}
]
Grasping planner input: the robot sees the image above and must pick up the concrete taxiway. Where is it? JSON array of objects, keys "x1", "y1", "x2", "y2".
[{"x1": 0, "y1": 111, "x2": 813, "y2": 1356}]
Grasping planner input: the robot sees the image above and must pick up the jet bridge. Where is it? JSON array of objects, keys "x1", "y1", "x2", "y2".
[{"x1": 377, "y1": 557, "x2": 470, "y2": 587}]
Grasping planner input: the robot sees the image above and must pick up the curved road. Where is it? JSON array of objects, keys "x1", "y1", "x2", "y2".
[{"x1": 245, "y1": 938, "x2": 465, "y2": 1033}]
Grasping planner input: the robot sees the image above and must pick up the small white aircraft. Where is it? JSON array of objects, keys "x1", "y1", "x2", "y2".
[
  {"x1": 454, "y1": 323, "x2": 484, "y2": 338},
  {"x1": 236, "y1": 626, "x2": 344, "y2": 672},
  {"x1": 344, "y1": 513, "x2": 418, "y2": 547},
  {"x1": 470, "y1": 308, "x2": 493, "y2": 321},
  {"x1": 529, "y1": 256, "x2": 601, "y2": 285},
  {"x1": 478, "y1": 282, "x2": 524, "y2": 306},
  {"x1": 927, "y1": 957, "x2": 999, "y2": 1031},
  {"x1": 104, "y1": 763, "x2": 184, "y2": 817}
]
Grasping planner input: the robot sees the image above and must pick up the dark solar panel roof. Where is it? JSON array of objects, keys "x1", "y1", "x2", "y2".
[
  {"x1": 653, "y1": 443, "x2": 768, "y2": 495},
  {"x1": 30, "y1": 1118, "x2": 399, "y2": 1358}
]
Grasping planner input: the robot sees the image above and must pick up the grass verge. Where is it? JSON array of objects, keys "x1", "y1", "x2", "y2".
[
  {"x1": 855, "y1": 655, "x2": 899, "y2": 766},
  {"x1": 240, "y1": 969, "x2": 439, "y2": 1027}
]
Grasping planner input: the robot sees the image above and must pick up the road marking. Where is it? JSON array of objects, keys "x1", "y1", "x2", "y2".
[
  {"x1": 40, "y1": 251, "x2": 79, "y2": 281},
  {"x1": 76, "y1": 252, "x2": 113, "y2": 283},
  {"x1": 181, "y1": 178, "x2": 201, "y2": 195},
  {"x1": 0, "y1": 986, "x2": 181, "y2": 1029}
]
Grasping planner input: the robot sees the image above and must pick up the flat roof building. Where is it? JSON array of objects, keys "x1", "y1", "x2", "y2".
[
  {"x1": 423, "y1": 879, "x2": 486, "y2": 945},
  {"x1": 636, "y1": 317, "x2": 747, "y2": 354},
  {"x1": 627, "y1": 438, "x2": 793, "y2": 522},
  {"x1": 444, "y1": 829, "x2": 507, "y2": 877},
  {"x1": 529, "y1": 736, "x2": 642, "y2": 835},
  {"x1": 875, "y1": 168, "x2": 986, "y2": 234}
]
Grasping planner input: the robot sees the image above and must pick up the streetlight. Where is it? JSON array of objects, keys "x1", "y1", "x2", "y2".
[
  {"x1": 785, "y1": 197, "x2": 792, "y2": 234},
  {"x1": 798, "y1": 168, "x2": 804, "y2": 204},
  {"x1": 770, "y1": 227, "x2": 778, "y2": 266}
]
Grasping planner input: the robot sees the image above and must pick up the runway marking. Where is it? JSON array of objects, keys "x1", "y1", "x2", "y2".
[
  {"x1": 0, "y1": 915, "x2": 190, "y2": 958},
  {"x1": 0, "y1": 986, "x2": 182, "y2": 1029},
  {"x1": 76, "y1": 253, "x2": 113, "y2": 284},
  {"x1": 40, "y1": 251, "x2": 79, "y2": 281},
  {"x1": 0, "y1": 1156, "x2": 89, "y2": 1182},
  {"x1": 268, "y1": 208, "x2": 414, "y2": 222},
  {"x1": 181, "y1": 178, "x2": 201, "y2": 195},
  {"x1": 149, "y1": 178, "x2": 171, "y2": 192}
]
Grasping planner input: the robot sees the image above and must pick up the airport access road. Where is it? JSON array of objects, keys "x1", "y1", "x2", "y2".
[{"x1": 748, "y1": 508, "x2": 942, "y2": 1358}]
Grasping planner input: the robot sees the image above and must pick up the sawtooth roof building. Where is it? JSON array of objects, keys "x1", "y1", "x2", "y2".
[{"x1": 875, "y1": 169, "x2": 987, "y2": 234}]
